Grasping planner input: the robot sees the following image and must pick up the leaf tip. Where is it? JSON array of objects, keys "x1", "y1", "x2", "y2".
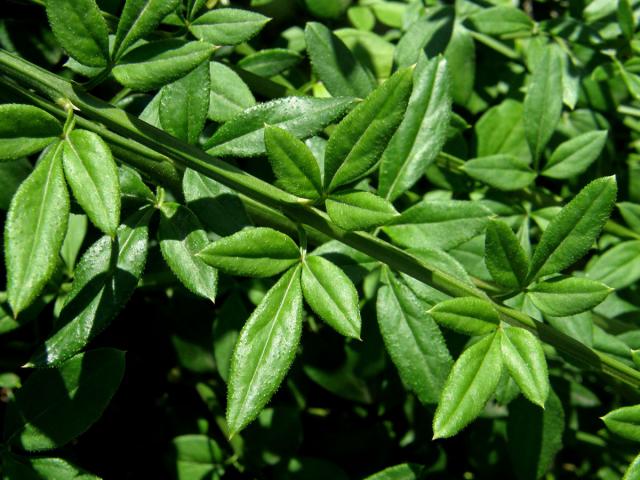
[{"x1": 21, "y1": 361, "x2": 34, "y2": 369}]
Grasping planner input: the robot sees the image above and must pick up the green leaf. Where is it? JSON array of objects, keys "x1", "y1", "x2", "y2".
[
  {"x1": 527, "y1": 277, "x2": 612, "y2": 316},
  {"x1": 384, "y1": 200, "x2": 492, "y2": 250},
  {"x1": 304, "y1": 22, "x2": 376, "y2": 98},
  {"x1": 324, "y1": 67, "x2": 413, "y2": 191},
  {"x1": 444, "y1": 25, "x2": 475, "y2": 107},
  {"x1": 159, "y1": 203, "x2": 218, "y2": 302},
  {"x1": 213, "y1": 293, "x2": 246, "y2": 382},
  {"x1": 586, "y1": 240, "x2": 640, "y2": 289},
  {"x1": 302, "y1": 255, "x2": 361, "y2": 338},
  {"x1": 172, "y1": 435, "x2": 223, "y2": 479},
  {"x1": 63, "y1": 130, "x2": 120, "y2": 236},
  {"x1": 238, "y1": 48, "x2": 302, "y2": 78},
  {"x1": 378, "y1": 54, "x2": 451, "y2": 201},
  {"x1": 46, "y1": 0, "x2": 109, "y2": 67},
  {"x1": 190, "y1": 8, "x2": 270, "y2": 45},
  {"x1": 524, "y1": 45, "x2": 563, "y2": 163},
  {"x1": 363, "y1": 463, "x2": 426, "y2": 480},
  {"x1": 429, "y1": 297, "x2": 500, "y2": 336},
  {"x1": 208, "y1": 61, "x2": 255, "y2": 122},
  {"x1": 0, "y1": 454, "x2": 99, "y2": 480},
  {"x1": 112, "y1": 40, "x2": 215, "y2": 91},
  {"x1": 0, "y1": 160, "x2": 31, "y2": 209},
  {"x1": 60, "y1": 213, "x2": 88, "y2": 274},
  {"x1": 226, "y1": 266, "x2": 303, "y2": 436},
  {"x1": 5, "y1": 142, "x2": 69, "y2": 316},
  {"x1": 113, "y1": 0, "x2": 181, "y2": 60},
  {"x1": 542, "y1": 131, "x2": 608, "y2": 179},
  {"x1": 30, "y1": 208, "x2": 152, "y2": 366},
  {"x1": 325, "y1": 191, "x2": 398, "y2": 231},
  {"x1": 205, "y1": 96, "x2": 355, "y2": 157},
  {"x1": 264, "y1": 125, "x2": 322, "y2": 199},
  {"x1": 198, "y1": 227, "x2": 299, "y2": 277},
  {"x1": 466, "y1": 6, "x2": 534, "y2": 36},
  {"x1": 624, "y1": 454, "x2": 640, "y2": 480},
  {"x1": 183, "y1": 168, "x2": 251, "y2": 237},
  {"x1": 432, "y1": 331, "x2": 503, "y2": 439},
  {"x1": 119, "y1": 164, "x2": 155, "y2": 205},
  {"x1": 4, "y1": 348, "x2": 125, "y2": 451},
  {"x1": 395, "y1": 6, "x2": 454, "y2": 69},
  {"x1": 618, "y1": 0, "x2": 635, "y2": 40},
  {"x1": 485, "y1": 219, "x2": 529, "y2": 289},
  {"x1": 159, "y1": 62, "x2": 209, "y2": 144},
  {"x1": 0, "y1": 105, "x2": 61, "y2": 161},
  {"x1": 463, "y1": 155, "x2": 536, "y2": 191},
  {"x1": 377, "y1": 270, "x2": 452, "y2": 404},
  {"x1": 528, "y1": 176, "x2": 617, "y2": 281},
  {"x1": 618, "y1": 202, "x2": 640, "y2": 233},
  {"x1": 475, "y1": 99, "x2": 529, "y2": 160},
  {"x1": 500, "y1": 327, "x2": 549, "y2": 408},
  {"x1": 507, "y1": 392, "x2": 565, "y2": 480}
]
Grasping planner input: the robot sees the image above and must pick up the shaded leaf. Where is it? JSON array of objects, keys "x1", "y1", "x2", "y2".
[
  {"x1": 485, "y1": 219, "x2": 529, "y2": 289},
  {"x1": 30, "y1": 208, "x2": 152, "y2": 366},
  {"x1": 305, "y1": 22, "x2": 376, "y2": 98},
  {"x1": 463, "y1": 155, "x2": 536, "y2": 191},
  {"x1": 4, "y1": 349, "x2": 125, "y2": 451}
]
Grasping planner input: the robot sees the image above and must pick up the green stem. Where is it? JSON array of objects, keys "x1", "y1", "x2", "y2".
[{"x1": 1, "y1": 49, "x2": 640, "y2": 388}]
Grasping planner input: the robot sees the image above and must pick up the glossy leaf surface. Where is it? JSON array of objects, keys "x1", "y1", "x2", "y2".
[
  {"x1": 198, "y1": 227, "x2": 299, "y2": 277},
  {"x1": 325, "y1": 191, "x2": 398, "y2": 231},
  {"x1": 30, "y1": 208, "x2": 152, "y2": 366},
  {"x1": 46, "y1": 0, "x2": 109, "y2": 67},
  {"x1": 429, "y1": 297, "x2": 500, "y2": 336},
  {"x1": 0, "y1": 104, "x2": 61, "y2": 161},
  {"x1": 377, "y1": 270, "x2": 452, "y2": 404},
  {"x1": 378, "y1": 54, "x2": 451, "y2": 201},
  {"x1": 226, "y1": 266, "x2": 303, "y2": 436},
  {"x1": 324, "y1": 67, "x2": 413, "y2": 191},
  {"x1": 159, "y1": 203, "x2": 217, "y2": 302},
  {"x1": 265, "y1": 125, "x2": 322, "y2": 199},
  {"x1": 113, "y1": 40, "x2": 215, "y2": 91},
  {"x1": 205, "y1": 96, "x2": 355, "y2": 157},
  {"x1": 500, "y1": 327, "x2": 549, "y2": 407},
  {"x1": 302, "y1": 255, "x2": 360, "y2": 338},
  {"x1": 63, "y1": 130, "x2": 120, "y2": 236},
  {"x1": 432, "y1": 331, "x2": 503, "y2": 438},
  {"x1": 5, "y1": 142, "x2": 69, "y2": 315},
  {"x1": 485, "y1": 219, "x2": 529, "y2": 289},
  {"x1": 305, "y1": 22, "x2": 376, "y2": 98},
  {"x1": 528, "y1": 176, "x2": 617, "y2": 281},
  {"x1": 190, "y1": 8, "x2": 270, "y2": 45},
  {"x1": 527, "y1": 277, "x2": 613, "y2": 317},
  {"x1": 113, "y1": 0, "x2": 181, "y2": 59}
]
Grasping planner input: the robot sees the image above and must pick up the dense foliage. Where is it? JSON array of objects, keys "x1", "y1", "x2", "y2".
[{"x1": 2, "y1": 0, "x2": 640, "y2": 478}]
